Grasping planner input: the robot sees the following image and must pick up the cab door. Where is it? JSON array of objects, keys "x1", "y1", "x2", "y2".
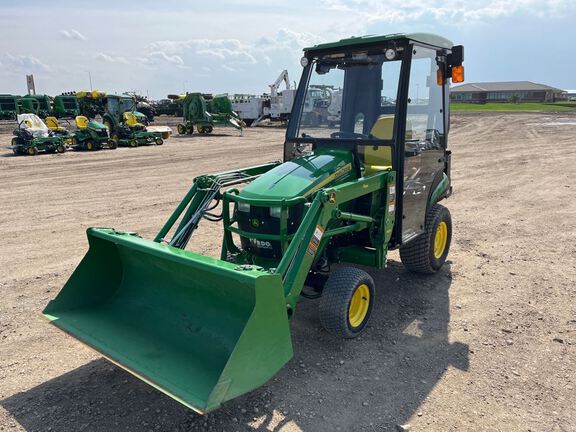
[{"x1": 401, "y1": 45, "x2": 447, "y2": 243}]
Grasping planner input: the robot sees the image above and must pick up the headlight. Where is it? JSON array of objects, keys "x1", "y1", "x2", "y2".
[
  {"x1": 270, "y1": 207, "x2": 288, "y2": 218},
  {"x1": 300, "y1": 56, "x2": 309, "y2": 67},
  {"x1": 238, "y1": 202, "x2": 250, "y2": 212}
]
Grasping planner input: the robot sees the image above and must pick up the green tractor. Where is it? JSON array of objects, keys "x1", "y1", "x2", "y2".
[
  {"x1": 9, "y1": 113, "x2": 66, "y2": 155},
  {"x1": 174, "y1": 92, "x2": 244, "y2": 135},
  {"x1": 44, "y1": 33, "x2": 464, "y2": 413},
  {"x1": 101, "y1": 94, "x2": 163, "y2": 147},
  {"x1": 0, "y1": 94, "x2": 20, "y2": 120}
]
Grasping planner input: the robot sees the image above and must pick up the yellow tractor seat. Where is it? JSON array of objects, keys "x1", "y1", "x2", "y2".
[
  {"x1": 46, "y1": 116, "x2": 66, "y2": 132},
  {"x1": 362, "y1": 115, "x2": 415, "y2": 175},
  {"x1": 362, "y1": 115, "x2": 395, "y2": 175},
  {"x1": 75, "y1": 115, "x2": 90, "y2": 130},
  {"x1": 123, "y1": 112, "x2": 143, "y2": 128}
]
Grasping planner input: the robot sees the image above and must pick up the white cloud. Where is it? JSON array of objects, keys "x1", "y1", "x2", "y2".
[
  {"x1": 321, "y1": 0, "x2": 576, "y2": 23},
  {"x1": 146, "y1": 39, "x2": 258, "y2": 68},
  {"x1": 146, "y1": 51, "x2": 184, "y2": 65},
  {"x1": 94, "y1": 52, "x2": 129, "y2": 64},
  {"x1": 0, "y1": 54, "x2": 50, "y2": 72},
  {"x1": 59, "y1": 29, "x2": 87, "y2": 40}
]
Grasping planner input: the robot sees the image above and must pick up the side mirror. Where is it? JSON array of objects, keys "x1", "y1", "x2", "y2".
[
  {"x1": 448, "y1": 45, "x2": 464, "y2": 67},
  {"x1": 447, "y1": 45, "x2": 465, "y2": 83}
]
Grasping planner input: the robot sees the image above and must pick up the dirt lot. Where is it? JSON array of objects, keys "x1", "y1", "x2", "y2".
[{"x1": 0, "y1": 113, "x2": 575, "y2": 432}]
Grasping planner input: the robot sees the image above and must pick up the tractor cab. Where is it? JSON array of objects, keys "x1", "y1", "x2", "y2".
[
  {"x1": 286, "y1": 33, "x2": 463, "y2": 245},
  {"x1": 102, "y1": 95, "x2": 163, "y2": 147}
]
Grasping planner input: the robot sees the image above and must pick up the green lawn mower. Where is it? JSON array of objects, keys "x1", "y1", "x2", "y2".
[
  {"x1": 9, "y1": 114, "x2": 66, "y2": 155},
  {"x1": 44, "y1": 33, "x2": 464, "y2": 413},
  {"x1": 175, "y1": 92, "x2": 244, "y2": 135},
  {"x1": 47, "y1": 116, "x2": 116, "y2": 151},
  {"x1": 72, "y1": 116, "x2": 117, "y2": 150}
]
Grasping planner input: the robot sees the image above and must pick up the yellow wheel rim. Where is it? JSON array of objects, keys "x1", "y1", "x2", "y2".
[
  {"x1": 348, "y1": 284, "x2": 370, "y2": 328},
  {"x1": 434, "y1": 221, "x2": 448, "y2": 259}
]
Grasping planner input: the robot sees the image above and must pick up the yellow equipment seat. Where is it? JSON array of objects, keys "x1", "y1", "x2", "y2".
[
  {"x1": 75, "y1": 115, "x2": 90, "y2": 130},
  {"x1": 362, "y1": 115, "x2": 395, "y2": 175},
  {"x1": 123, "y1": 112, "x2": 143, "y2": 128},
  {"x1": 362, "y1": 115, "x2": 414, "y2": 175},
  {"x1": 46, "y1": 116, "x2": 66, "y2": 132}
]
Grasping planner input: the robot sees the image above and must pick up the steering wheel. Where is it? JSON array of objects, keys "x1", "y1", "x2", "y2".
[{"x1": 330, "y1": 131, "x2": 370, "y2": 139}]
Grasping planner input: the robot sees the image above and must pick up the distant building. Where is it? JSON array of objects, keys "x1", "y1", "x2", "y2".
[
  {"x1": 565, "y1": 90, "x2": 576, "y2": 101},
  {"x1": 451, "y1": 81, "x2": 566, "y2": 103}
]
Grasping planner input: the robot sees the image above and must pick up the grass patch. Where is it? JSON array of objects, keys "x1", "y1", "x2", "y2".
[{"x1": 451, "y1": 102, "x2": 576, "y2": 112}]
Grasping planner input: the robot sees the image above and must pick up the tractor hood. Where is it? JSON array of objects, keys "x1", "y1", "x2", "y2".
[
  {"x1": 88, "y1": 120, "x2": 107, "y2": 130},
  {"x1": 240, "y1": 148, "x2": 356, "y2": 200}
]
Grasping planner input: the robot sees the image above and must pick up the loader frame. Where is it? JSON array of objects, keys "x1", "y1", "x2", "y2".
[{"x1": 154, "y1": 160, "x2": 396, "y2": 313}]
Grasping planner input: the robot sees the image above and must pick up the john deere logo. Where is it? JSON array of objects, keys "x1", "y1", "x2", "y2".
[{"x1": 251, "y1": 218, "x2": 260, "y2": 228}]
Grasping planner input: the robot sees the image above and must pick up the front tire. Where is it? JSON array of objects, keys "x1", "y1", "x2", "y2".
[
  {"x1": 177, "y1": 124, "x2": 186, "y2": 135},
  {"x1": 400, "y1": 203, "x2": 452, "y2": 274},
  {"x1": 319, "y1": 267, "x2": 375, "y2": 338}
]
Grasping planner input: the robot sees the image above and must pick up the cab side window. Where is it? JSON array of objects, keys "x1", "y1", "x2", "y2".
[{"x1": 405, "y1": 47, "x2": 445, "y2": 150}]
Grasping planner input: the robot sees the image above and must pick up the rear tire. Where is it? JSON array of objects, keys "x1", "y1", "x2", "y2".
[
  {"x1": 86, "y1": 141, "x2": 94, "y2": 151},
  {"x1": 177, "y1": 124, "x2": 186, "y2": 135},
  {"x1": 400, "y1": 203, "x2": 452, "y2": 274},
  {"x1": 27, "y1": 147, "x2": 38, "y2": 156},
  {"x1": 108, "y1": 139, "x2": 117, "y2": 149},
  {"x1": 56, "y1": 144, "x2": 66, "y2": 153},
  {"x1": 319, "y1": 267, "x2": 375, "y2": 338}
]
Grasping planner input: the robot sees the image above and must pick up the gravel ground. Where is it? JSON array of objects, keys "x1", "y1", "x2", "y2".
[{"x1": 0, "y1": 113, "x2": 575, "y2": 432}]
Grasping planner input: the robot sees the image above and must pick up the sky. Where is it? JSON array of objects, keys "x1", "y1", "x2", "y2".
[{"x1": 1, "y1": 0, "x2": 575, "y2": 99}]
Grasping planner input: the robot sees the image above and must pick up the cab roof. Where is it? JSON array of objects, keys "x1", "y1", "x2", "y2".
[{"x1": 304, "y1": 33, "x2": 454, "y2": 53}]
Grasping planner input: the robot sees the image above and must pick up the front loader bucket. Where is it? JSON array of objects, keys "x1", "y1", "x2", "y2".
[{"x1": 43, "y1": 228, "x2": 293, "y2": 413}]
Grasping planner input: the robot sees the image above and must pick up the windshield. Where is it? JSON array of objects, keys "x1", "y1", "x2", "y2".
[
  {"x1": 292, "y1": 49, "x2": 403, "y2": 141},
  {"x1": 119, "y1": 98, "x2": 135, "y2": 113}
]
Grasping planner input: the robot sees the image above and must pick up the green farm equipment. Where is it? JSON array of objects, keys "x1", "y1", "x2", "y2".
[
  {"x1": 0, "y1": 95, "x2": 20, "y2": 120},
  {"x1": 9, "y1": 114, "x2": 66, "y2": 155},
  {"x1": 17, "y1": 97, "x2": 39, "y2": 115},
  {"x1": 71, "y1": 116, "x2": 117, "y2": 150},
  {"x1": 46, "y1": 115, "x2": 116, "y2": 151},
  {"x1": 102, "y1": 95, "x2": 163, "y2": 147},
  {"x1": 68, "y1": 90, "x2": 107, "y2": 119},
  {"x1": 53, "y1": 95, "x2": 80, "y2": 118},
  {"x1": 19, "y1": 94, "x2": 52, "y2": 118},
  {"x1": 44, "y1": 33, "x2": 464, "y2": 413},
  {"x1": 174, "y1": 92, "x2": 244, "y2": 135}
]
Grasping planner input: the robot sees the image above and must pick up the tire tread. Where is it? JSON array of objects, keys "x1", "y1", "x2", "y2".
[
  {"x1": 319, "y1": 267, "x2": 374, "y2": 338},
  {"x1": 399, "y1": 203, "x2": 450, "y2": 274}
]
